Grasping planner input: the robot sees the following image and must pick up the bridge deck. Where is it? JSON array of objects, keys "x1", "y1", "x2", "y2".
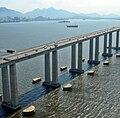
[{"x1": 0, "y1": 26, "x2": 120, "y2": 67}]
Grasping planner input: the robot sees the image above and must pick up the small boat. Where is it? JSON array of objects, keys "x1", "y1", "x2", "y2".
[
  {"x1": 6, "y1": 49, "x2": 16, "y2": 53},
  {"x1": 67, "y1": 25, "x2": 78, "y2": 28},
  {"x1": 58, "y1": 20, "x2": 70, "y2": 23}
]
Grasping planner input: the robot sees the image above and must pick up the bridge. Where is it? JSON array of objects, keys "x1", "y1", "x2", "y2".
[{"x1": 0, "y1": 26, "x2": 120, "y2": 111}]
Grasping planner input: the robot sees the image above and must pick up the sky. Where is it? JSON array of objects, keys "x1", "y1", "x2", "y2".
[{"x1": 0, "y1": 0, "x2": 120, "y2": 15}]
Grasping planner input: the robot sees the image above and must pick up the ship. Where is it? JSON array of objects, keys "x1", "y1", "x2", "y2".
[{"x1": 66, "y1": 25, "x2": 78, "y2": 28}]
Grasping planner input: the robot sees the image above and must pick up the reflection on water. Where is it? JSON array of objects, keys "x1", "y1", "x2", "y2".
[{"x1": 8, "y1": 55, "x2": 120, "y2": 118}]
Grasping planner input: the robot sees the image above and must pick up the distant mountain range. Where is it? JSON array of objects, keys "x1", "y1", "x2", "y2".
[
  {"x1": 0, "y1": 7, "x2": 120, "y2": 22},
  {"x1": 0, "y1": 7, "x2": 22, "y2": 17},
  {"x1": 25, "y1": 7, "x2": 78, "y2": 18}
]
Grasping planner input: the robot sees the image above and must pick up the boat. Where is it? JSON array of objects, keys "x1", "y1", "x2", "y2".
[
  {"x1": 58, "y1": 20, "x2": 70, "y2": 23},
  {"x1": 67, "y1": 25, "x2": 78, "y2": 28},
  {"x1": 6, "y1": 49, "x2": 16, "y2": 53}
]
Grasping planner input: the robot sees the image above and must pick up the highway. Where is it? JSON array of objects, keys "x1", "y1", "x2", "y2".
[{"x1": 0, "y1": 26, "x2": 120, "y2": 67}]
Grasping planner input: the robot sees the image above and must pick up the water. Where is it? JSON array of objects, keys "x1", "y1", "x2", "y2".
[{"x1": 0, "y1": 19, "x2": 120, "y2": 117}]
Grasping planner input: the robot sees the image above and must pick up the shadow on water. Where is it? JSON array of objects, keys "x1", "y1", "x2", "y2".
[{"x1": 0, "y1": 50, "x2": 119, "y2": 117}]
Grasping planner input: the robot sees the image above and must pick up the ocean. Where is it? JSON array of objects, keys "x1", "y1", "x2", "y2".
[{"x1": 0, "y1": 19, "x2": 120, "y2": 118}]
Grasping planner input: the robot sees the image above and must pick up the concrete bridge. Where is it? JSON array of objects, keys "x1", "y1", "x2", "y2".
[{"x1": 0, "y1": 26, "x2": 120, "y2": 111}]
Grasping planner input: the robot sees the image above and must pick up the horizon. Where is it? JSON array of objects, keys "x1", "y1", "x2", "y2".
[{"x1": 0, "y1": 0, "x2": 120, "y2": 15}]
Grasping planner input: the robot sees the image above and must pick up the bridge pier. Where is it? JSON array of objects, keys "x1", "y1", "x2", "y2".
[
  {"x1": 69, "y1": 43, "x2": 84, "y2": 74},
  {"x1": 78, "y1": 42, "x2": 84, "y2": 70},
  {"x1": 88, "y1": 37, "x2": 100, "y2": 64},
  {"x1": 71, "y1": 44, "x2": 76, "y2": 69},
  {"x1": 43, "y1": 51, "x2": 60, "y2": 88},
  {"x1": 9, "y1": 64, "x2": 19, "y2": 108},
  {"x1": 102, "y1": 34, "x2": 108, "y2": 56},
  {"x1": 88, "y1": 38, "x2": 93, "y2": 64},
  {"x1": 51, "y1": 50, "x2": 60, "y2": 87},
  {"x1": 102, "y1": 32, "x2": 113, "y2": 57},
  {"x1": 94, "y1": 37, "x2": 100, "y2": 64},
  {"x1": 1, "y1": 66, "x2": 11, "y2": 104},
  {"x1": 114, "y1": 31, "x2": 120, "y2": 50},
  {"x1": 43, "y1": 53, "x2": 51, "y2": 85},
  {"x1": 107, "y1": 32, "x2": 113, "y2": 57},
  {"x1": 1, "y1": 64, "x2": 20, "y2": 111}
]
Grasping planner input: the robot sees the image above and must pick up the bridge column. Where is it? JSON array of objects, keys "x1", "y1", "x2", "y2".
[
  {"x1": 69, "y1": 44, "x2": 76, "y2": 73},
  {"x1": 108, "y1": 32, "x2": 113, "y2": 57},
  {"x1": 1, "y1": 66, "x2": 11, "y2": 104},
  {"x1": 43, "y1": 53, "x2": 51, "y2": 86},
  {"x1": 88, "y1": 38, "x2": 94, "y2": 64},
  {"x1": 78, "y1": 42, "x2": 83, "y2": 70},
  {"x1": 102, "y1": 33, "x2": 108, "y2": 56},
  {"x1": 9, "y1": 64, "x2": 20, "y2": 109},
  {"x1": 71, "y1": 44, "x2": 76, "y2": 69},
  {"x1": 69, "y1": 43, "x2": 84, "y2": 74},
  {"x1": 51, "y1": 50, "x2": 60, "y2": 88},
  {"x1": 94, "y1": 37, "x2": 100, "y2": 64},
  {"x1": 115, "y1": 30, "x2": 120, "y2": 50},
  {"x1": 77, "y1": 42, "x2": 84, "y2": 73}
]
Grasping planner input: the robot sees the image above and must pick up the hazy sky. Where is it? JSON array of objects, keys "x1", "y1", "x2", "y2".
[{"x1": 0, "y1": 0, "x2": 120, "y2": 15}]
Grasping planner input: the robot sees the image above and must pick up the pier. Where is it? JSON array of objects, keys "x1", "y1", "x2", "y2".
[{"x1": 0, "y1": 26, "x2": 120, "y2": 111}]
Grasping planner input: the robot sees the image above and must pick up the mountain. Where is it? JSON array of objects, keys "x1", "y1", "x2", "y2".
[
  {"x1": 0, "y1": 7, "x2": 23, "y2": 17},
  {"x1": 0, "y1": 7, "x2": 120, "y2": 20},
  {"x1": 24, "y1": 7, "x2": 78, "y2": 18}
]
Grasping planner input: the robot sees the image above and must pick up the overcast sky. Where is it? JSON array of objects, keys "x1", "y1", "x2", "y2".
[{"x1": 0, "y1": 0, "x2": 120, "y2": 15}]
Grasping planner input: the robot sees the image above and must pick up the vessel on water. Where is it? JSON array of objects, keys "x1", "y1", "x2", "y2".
[
  {"x1": 66, "y1": 25, "x2": 78, "y2": 28},
  {"x1": 58, "y1": 20, "x2": 70, "y2": 23}
]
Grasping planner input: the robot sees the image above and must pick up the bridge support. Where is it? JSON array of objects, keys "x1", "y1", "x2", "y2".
[
  {"x1": 94, "y1": 37, "x2": 100, "y2": 64},
  {"x1": 70, "y1": 43, "x2": 84, "y2": 74},
  {"x1": 107, "y1": 32, "x2": 113, "y2": 57},
  {"x1": 9, "y1": 64, "x2": 19, "y2": 108},
  {"x1": 43, "y1": 53, "x2": 51, "y2": 85},
  {"x1": 88, "y1": 37, "x2": 100, "y2": 64},
  {"x1": 114, "y1": 30, "x2": 120, "y2": 50},
  {"x1": 102, "y1": 34, "x2": 108, "y2": 56},
  {"x1": 71, "y1": 44, "x2": 76, "y2": 69},
  {"x1": 51, "y1": 50, "x2": 60, "y2": 87},
  {"x1": 88, "y1": 38, "x2": 93, "y2": 63},
  {"x1": 1, "y1": 66, "x2": 11, "y2": 104},
  {"x1": 102, "y1": 32, "x2": 113, "y2": 57},
  {"x1": 43, "y1": 51, "x2": 60, "y2": 88},
  {"x1": 1, "y1": 64, "x2": 20, "y2": 111}
]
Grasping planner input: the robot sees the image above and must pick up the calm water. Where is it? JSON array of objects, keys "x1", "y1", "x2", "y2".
[{"x1": 0, "y1": 19, "x2": 120, "y2": 117}]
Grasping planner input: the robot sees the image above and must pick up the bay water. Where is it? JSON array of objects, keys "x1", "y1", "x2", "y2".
[{"x1": 0, "y1": 19, "x2": 120, "y2": 117}]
